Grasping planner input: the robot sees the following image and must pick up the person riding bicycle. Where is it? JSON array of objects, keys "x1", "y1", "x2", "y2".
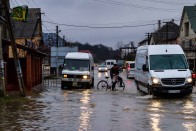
[{"x1": 110, "y1": 64, "x2": 123, "y2": 91}]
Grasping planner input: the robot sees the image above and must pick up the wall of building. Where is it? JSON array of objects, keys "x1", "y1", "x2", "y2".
[{"x1": 180, "y1": 12, "x2": 196, "y2": 41}]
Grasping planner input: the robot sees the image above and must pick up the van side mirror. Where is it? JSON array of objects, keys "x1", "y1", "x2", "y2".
[
  {"x1": 91, "y1": 66, "x2": 94, "y2": 70},
  {"x1": 142, "y1": 64, "x2": 148, "y2": 72}
]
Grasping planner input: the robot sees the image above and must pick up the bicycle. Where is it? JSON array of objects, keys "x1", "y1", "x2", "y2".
[{"x1": 97, "y1": 75, "x2": 125, "y2": 91}]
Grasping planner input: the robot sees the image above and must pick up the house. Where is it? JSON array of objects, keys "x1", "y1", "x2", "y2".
[
  {"x1": 179, "y1": 6, "x2": 196, "y2": 70},
  {"x1": 150, "y1": 20, "x2": 179, "y2": 45},
  {"x1": 2, "y1": 8, "x2": 47, "y2": 92},
  {"x1": 138, "y1": 37, "x2": 149, "y2": 46},
  {"x1": 138, "y1": 20, "x2": 179, "y2": 46}
]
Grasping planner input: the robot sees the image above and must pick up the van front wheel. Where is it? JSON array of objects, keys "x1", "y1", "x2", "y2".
[{"x1": 61, "y1": 81, "x2": 65, "y2": 90}]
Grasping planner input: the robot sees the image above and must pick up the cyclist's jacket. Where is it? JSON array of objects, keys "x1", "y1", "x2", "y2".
[{"x1": 110, "y1": 66, "x2": 119, "y2": 78}]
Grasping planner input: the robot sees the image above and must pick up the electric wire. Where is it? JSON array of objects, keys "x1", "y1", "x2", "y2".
[
  {"x1": 140, "y1": 0, "x2": 193, "y2": 5},
  {"x1": 12, "y1": 0, "x2": 20, "y2": 5},
  {"x1": 10, "y1": 0, "x2": 16, "y2": 7},
  {"x1": 92, "y1": 0, "x2": 179, "y2": 12},
  {"x1": 42, "y1": 23, "x2": 54, "y2": 33},
  {"x1": 43, "y1": 21, "x2": 156, "y2": 28}
]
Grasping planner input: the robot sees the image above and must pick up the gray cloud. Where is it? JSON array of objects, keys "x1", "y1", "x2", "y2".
[{"x1": 11, "y1": 0, "x2": 196, "y2": 48}]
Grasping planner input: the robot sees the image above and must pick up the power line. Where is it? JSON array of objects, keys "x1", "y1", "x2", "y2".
[
  {"x1": 18, "y1": 0, "x2": 26, "y2": 5},
  {"x1": 24, "y1": 0, "x2": 34, "y2": 7},
  {"x1": 42, "y1": 23, "x2": 54, "y2": 33},
  {"x1": 31, "y1": 0, "x2": 38, "y2": 7},
  {"x1": 10, "y1": 0, "x2": 16, "y2": 7},
  {"x1": 43, "y1": 20, "x2": 156, "y2": 29},
  {"x1": 140, "y1": 0, "x2": 193, "y2": 5},
  {"x1": 12, "y1": 0, "x2": 20, "y2": 5},
  {"x1": 92, "y1": 0, "x2": 179, "y2": 12}
]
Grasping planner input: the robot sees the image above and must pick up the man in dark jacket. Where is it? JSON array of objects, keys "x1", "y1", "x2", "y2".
[{"x1": 110, "y1": 64, "x2": 123, "y2": 91}]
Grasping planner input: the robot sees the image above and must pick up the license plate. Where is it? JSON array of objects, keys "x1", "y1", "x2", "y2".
[
  {"x1": 168, "y1": 90, "x2": 180, "y2": 93},
  {"x1": 72, "y1": 82, "x2": 77, "y2": 86}
]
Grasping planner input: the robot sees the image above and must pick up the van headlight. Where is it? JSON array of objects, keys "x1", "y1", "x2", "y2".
[
  {"x1": 151, "y1": 77, "x2": 160, "y2": 84},
  {"x1": 186, "y1": 76, "x2": 192, "y2": 83},
  {"x1": 83, "y1": 75, "x2": 89, "y2": 79},
  {"x1": 63, "y1": 74, "x2": 67, "y2": 78}
]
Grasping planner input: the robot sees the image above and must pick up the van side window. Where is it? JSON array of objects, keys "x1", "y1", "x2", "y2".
[
  {"x1": 146, "y1": 56, "x2": 149, "y2": 69},
  {"x1": 136, "y1": 54, "x2": 146, "y2": 70}
]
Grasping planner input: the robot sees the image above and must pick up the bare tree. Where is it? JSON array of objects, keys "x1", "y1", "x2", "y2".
[{"x1": 115, "y1": 41, "x2": 125, "y2": 50}]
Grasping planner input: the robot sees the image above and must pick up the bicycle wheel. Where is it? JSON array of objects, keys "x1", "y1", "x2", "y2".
[
  {"x1": 97, "y1": 80, "x2": 108, "y2": 91},
  {"x1": 115, "y1": 81, "x2": 125, "y2": 90}
]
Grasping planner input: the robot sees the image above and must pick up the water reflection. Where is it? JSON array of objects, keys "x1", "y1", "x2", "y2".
[
  {"x1": 183, "y1": 123, "x2": 196, "y2": 131},
  {"x1": 149, "y1": 101, "x2": 162, "y2": 131},
  {"x1": 79, "y1": 90, "x2": 92, "y2": 131},
  {"x1": 182, "y1": 100, "x2": 196, "y2": 131},
  {"x1": 98, "y1": 72, "x2": 108, "y2": 78},
  {"x1": 182, "y1": 100, "x2": 194, "y2": 114},
  {"x1": 150, "y1": 114, "x2": 161, "y2": 131}
]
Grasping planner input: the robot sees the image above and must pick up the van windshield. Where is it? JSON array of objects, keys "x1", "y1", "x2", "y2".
[
  {"x1": 150, "y1": 54, "x2": 188, "y2": 70},
  {"x1": 64, "y1": 59, "x2": 90, "y2": 71}
]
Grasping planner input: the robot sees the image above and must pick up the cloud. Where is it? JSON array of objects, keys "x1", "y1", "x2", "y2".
[{"x1": 11, "y1": 0, "x2": 196, "y2": 48}]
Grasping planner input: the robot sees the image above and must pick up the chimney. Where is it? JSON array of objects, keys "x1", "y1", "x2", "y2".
[{"x1": 158, "y1": 20, "x2": 161, "y2": 30}]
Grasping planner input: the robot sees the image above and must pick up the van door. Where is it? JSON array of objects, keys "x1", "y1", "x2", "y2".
[
  {"x1": 136, "y1": 53, "x2": 149, "y2": 93},
  {"x1": 141, "y1": 56, "x2": 149, "y2": 93}
]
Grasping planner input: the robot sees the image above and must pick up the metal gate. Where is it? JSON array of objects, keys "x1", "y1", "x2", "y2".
[{"x1": 42, "y1": 65, "x2": 61, "y2": 86}]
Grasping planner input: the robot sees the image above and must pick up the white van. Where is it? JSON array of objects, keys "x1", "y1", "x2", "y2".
[
  {"x1": 125, "y1": 61, "x2": 135, "y2": 79},
  {"x1": 105, "y1": 59, "x2": 116, "y2": 69},
  {"x1": 134, "y1": 44, "x2": 193, "y2": 95},
  {"x1": 61, "y1": 52, "x2": 94, "y2": 89}
]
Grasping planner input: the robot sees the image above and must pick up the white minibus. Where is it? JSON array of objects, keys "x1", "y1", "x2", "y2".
[{"x1": 61, "y1": 52, "x2": 94, "y2": 89}]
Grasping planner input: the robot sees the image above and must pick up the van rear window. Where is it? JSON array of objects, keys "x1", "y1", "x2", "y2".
[{"x1": 130, "y1": 63, "x2": 135, "y2": 68}]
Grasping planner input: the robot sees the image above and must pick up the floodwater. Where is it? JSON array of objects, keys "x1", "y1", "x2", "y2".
[{"x1": 0, "y1": 69, "x2": 196, "y2": 131}]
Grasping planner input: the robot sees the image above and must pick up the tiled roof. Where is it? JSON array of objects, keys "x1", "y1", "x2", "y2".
[
  {"x1": 12, "y1": 8, "x2": 41, "y2": 38},
  {"x1": 151, "y1": 21, "x2": 179, "y2": 43}
]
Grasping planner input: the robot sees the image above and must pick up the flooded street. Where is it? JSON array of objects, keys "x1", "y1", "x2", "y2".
[{"x1": 0, "y1": 69, "x2": 196, "y2": 131}]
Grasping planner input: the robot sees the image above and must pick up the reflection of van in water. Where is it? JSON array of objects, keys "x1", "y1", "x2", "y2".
[
  {"x1": 61, "y1": 52, "x2": 94, "y2": 89},
  {"x1": 134, "y1": 44, "x2": 193, "y2": 96},
  {"x1": 105, "y1": 59, "x2": 116, "y2": 69}
]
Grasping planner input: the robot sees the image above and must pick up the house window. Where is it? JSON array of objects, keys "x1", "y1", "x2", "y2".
[{"x1": 185, "y1": 22, "x2": 189, "y2": 36}]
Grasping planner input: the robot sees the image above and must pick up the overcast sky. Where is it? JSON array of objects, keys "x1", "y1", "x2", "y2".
[{"x1": 10, "y1": 0, "x2": 196, "y2": 48}]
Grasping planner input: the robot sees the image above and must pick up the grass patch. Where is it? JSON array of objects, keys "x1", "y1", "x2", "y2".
[{"x1": 0, "y1": 95, "x2": 30, "y2": 103}]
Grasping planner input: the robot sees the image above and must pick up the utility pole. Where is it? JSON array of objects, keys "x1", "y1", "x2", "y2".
[
  {"x1": 56, "y1": 26, "x2": 59, "y2": 47},
  {"x1": 2, "y1": 0, "x2": 25, "y2": 96},
  {"x1": 0, "y1": 22, "x2": 5, "y2": 97},
  {"x1": 56, "y1": 26, "x2": 61, "y2": 78},
  {"x1": 145, "y1": 33, "x2": 151, "y2": 45},
  {"x1": 0, "y1": 0, "x2": 5, "y2": 96},
  {"x1": 63, "y1": 35, "x2": 65, "y2": 46}
]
